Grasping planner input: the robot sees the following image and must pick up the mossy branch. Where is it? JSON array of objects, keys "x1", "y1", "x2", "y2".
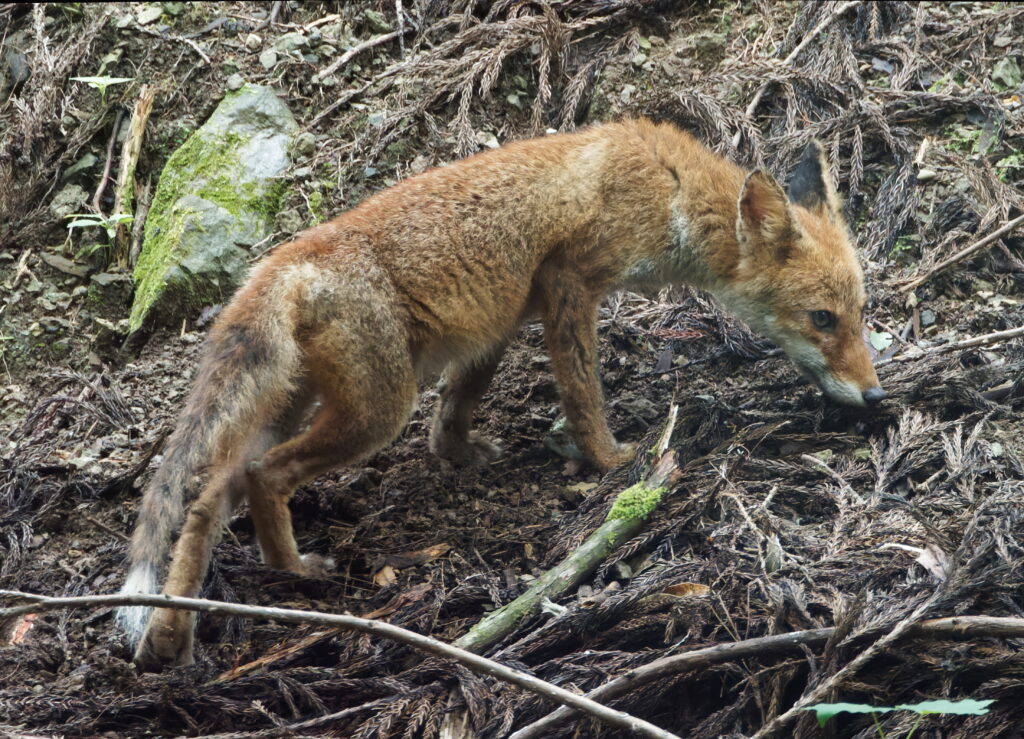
[{"x1": 455, "y1": 405, "x2": 680, "y2": 655}]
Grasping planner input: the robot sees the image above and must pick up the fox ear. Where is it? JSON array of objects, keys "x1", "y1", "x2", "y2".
[
  {"x1": 737, "y1": 170, "x2": 794, "y2": 263},
  {"x1": 787, "y1": 140, "x2": 843, "y2": 221}
]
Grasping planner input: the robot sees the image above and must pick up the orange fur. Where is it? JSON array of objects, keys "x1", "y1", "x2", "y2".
[{"x1": 119, "y1": 119, "x2": 883, "y2": 668}]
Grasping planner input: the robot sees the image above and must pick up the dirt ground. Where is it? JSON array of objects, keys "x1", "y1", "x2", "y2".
[{"x1": 2, "y1": 2, "x2": 1024, "y2": 738}]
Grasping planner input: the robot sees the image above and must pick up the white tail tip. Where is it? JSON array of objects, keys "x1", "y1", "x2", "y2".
[{"x1": 116, "y1": 564, "x2": 157, "y2": 644}]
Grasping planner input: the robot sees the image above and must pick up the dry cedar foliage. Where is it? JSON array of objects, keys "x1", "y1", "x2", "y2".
[{"x1": 2, "y1": 1, "x2": 1024, "y2": 738}]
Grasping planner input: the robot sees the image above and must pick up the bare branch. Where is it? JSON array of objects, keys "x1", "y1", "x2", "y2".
[
  {"x1": 898, "y1": 213, "x2": 1024, "y2": 293},
  {"x1": 512, "y1": 614, "x2": 1024, "y2": 738},
  {"x1": 0, "y1": 590, "x2": 679, "y2": 739}
]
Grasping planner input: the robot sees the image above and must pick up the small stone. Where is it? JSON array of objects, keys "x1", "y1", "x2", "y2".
[
  {"x1": 162, "y1": 2, "x2": 186, "y2": 15},
  {"x1": 244, "y1": 33, "x2": 262, "y2": 51},
  {"x1": 276, "y1": 208, "x2": 304, "y2": 233},
  {"x1": 226, "y1": 73, "x2": 244, "y2": 91},
  {"x1": 63, "y1": 153, "x2": 97, "y2": 179},
  {"x1": 366, "y1": 111, "x2": 385, "y2": 127},
  {"x1": 363, "y1": 9, "x2": 390, "y2": 33},
  {"x1": 49, "y1": 183, "x2": 89, "y2": 219},
  {"x1": 994, "y1": 35, "x2": 1012, "y2": 48},
  {"x1": 258, "y1": 49, "x2": 277, "y2": 69},
  {"x1": 920, "y1": 308, "x2": 936, "y2": 327},
  {"x1": 274, "y1": 31, "x2": 308, "y2": 53},
  {"x1": 632, "y1": 52, "x2": 648, "y2": 66},
  {"x1": 916, "y1": 168, "x2": 937, "y2": 182},
  {"x1": 475, "y1": 131, "x2": 499, "y2": 149},
  {"x1": 135, "y1": 5, "x2": 164, "y2": 25},
  {"x1": 992, "y1": 56, "x2": 1022, "y2": 89},
  {"x1": 292, "y1": 166, "x2": 312, "y2": 179},
  {"x1": 620, "y1": 84, "x2": 636, "y2": 103},
  {"x1": 293, "y1": 131, "x2": 316, "y2": 157}
]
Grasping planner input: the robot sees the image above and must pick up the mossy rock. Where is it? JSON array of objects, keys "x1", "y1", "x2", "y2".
[{"x1": 129, "y1": 84, "x2": 298, "y2": 332}]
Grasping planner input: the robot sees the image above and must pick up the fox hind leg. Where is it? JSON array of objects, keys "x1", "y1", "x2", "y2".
[
  {"x1": 429, "y1": 345, "x2": 506, "y2": 466},
  {"x1": 246, "y1": 325, "x2": 418, "y2": 577}
]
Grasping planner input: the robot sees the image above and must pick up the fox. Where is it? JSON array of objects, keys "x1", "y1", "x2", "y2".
[{"x1": 118, "y1": 118, "x2": 884, "y2": 668}]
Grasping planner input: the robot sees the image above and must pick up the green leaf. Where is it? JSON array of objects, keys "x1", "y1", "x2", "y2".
[
  {"x1": 803, "y1": 703, "x2": 894, "y2": 728},
  {"x1": 869, "y1": 330, "x2": 893, "y2": 351},
  {"x1": 70, "y1": 76, "x2": 133, "y2": 86},
  {"x1": 66, "y1": 218, "x2": 103, "y2": 230},
  {"x1": 896, "y1": 699, "x2": 994, "y2": 716}
]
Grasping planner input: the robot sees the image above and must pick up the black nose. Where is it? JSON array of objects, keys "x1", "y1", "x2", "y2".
[{"x1": 862, "y1": 387, "x2": 887, "y2": 405}]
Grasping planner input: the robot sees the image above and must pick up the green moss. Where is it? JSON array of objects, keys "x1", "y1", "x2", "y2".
[
  {"x1": 605, "y1": 482, "x2": 666, "y2": 522},
  {"x1": 130, "y1": 125, "x2": 284, "y2": 331}
]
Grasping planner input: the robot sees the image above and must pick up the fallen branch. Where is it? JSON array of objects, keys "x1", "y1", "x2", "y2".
[
  {"x1": 875, "y1": 324, "x2": 1024, "y2": 368},
  {"x1": 454, "y1": 405, "x2": 680, "y2": 654},
  {"x1": 731, "y1": 0, "x2": 862, "y2": 148},
  {"x1": 0, "y1": 590, "x2": 678, "y2": 739},
  {"x1": 899, "y1": 213, "x2": 1024, "y2": 293},
  {"x1": 511, "y1": 614, "x2": 1024, "y2": 738},
  {"x1": 112, "y1": 84, "x2": 155, "y2": 267}
]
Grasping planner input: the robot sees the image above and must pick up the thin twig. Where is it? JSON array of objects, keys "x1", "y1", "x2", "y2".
[
  {"x1": 510, "y1": 614, "x2": 1024, "y2": 738},
  {"x1": 898, "y1": 213, "x2": 1024, "y2": 293},
  {"x1": 91, "y1": 109, "x2": 124, "y2": 215},
  {"x1": 318, "y1": 28, "x2": 410, "y2": 80},
  {"x1": 134, "y1": 23, "x2": 213, "y2": 64},
  {"x1": 194, "y1": 696, "x2": 397, "y2": 739},
  {"x1": 0, "y1": 590, "x2": 680, "y2": 739},
  {"x1": 732, "y1": 0, "x2": 862, "y2": 148},
  {"x1": 876, "y1": 324, "x2": 1024, "y2": 368}
]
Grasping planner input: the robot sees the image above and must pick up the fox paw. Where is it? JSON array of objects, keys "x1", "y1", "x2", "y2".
[
  {"x1": 299, "y1": 553, "x2": 336, "y2": 578},
  {"x1": 431, "y1": 431, "x2": 504, "y2": 467},
  {"x1": 133, "y1": 609, "x2": 195, "y2": 671}
]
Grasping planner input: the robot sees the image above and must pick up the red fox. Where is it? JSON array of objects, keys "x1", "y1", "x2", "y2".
[{"x1": 119, "y1": 119, "x2": 884, "y2": 668}]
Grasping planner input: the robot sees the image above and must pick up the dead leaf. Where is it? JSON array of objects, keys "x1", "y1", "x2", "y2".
[
  {"x1": 916, "y1": 543, "x2": 951, "y2": 582},
  {"x1": 663, "y1": 582, "x2": 711, "y2": 597},
  {"x1": 384, "y1": 542, "x2": 451, "y2": 569},
  {"x1": 3, "y1": 613, "x2": 36, "y2": 646},
  {"x1": 373, "y1": 564, "x2": 398, "y2": 587}
]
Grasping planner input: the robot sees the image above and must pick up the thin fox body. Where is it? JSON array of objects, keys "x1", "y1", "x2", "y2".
[{"x1": 119, "y1": 119, "x2": 884, "y2": 667}]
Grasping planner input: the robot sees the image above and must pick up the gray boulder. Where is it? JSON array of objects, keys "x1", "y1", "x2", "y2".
[{"x1": 130, "y1": 84, "x2": 297, "y2": 331}]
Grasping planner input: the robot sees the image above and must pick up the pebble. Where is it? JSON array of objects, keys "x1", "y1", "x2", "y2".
[
  {"x1": 226, "y1": 73, "x2": 244, "y2": 91},
  {"x1": 258, "y1": 49, "x2": 277, "y2": 69},
  {"x1": 244, "y1": 33, "x2": 262, "y2": 51},
  {"x1": 293, "y1": 131, "x2": 316, "y2": 157},
  {"x1": 916, "y1": 168, "x2": 937, "y2": 182}
]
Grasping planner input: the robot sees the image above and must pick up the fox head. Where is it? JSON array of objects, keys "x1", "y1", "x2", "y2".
[{"x1": 728, "y1": 142, "x2": 885, "y2": 407}]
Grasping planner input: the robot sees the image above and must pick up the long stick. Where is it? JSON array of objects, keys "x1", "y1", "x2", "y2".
[
  {"x1": 0, "y1": 590, "x2": 679, "y2": 739},
  {"x1": 731, "y1": 1, "x2": 862, "y2": 148},
  {"x1": 899, "y1": 213, "x2": 1024, "y2": 293},
  {"x1": 511, "y1": 615, "x2": 1024, "y2": 738}
]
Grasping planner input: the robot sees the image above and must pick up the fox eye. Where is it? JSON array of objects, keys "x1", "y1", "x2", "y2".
[{"x1": 809, "y1": 310, "x2": 836, "y2": 330}]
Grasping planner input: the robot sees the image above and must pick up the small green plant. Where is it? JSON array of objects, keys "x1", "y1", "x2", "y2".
[
  {"x1": 70, "y1": 75, "x2": 133, "y2": 105},
  {"x1": 805, "y1": 698, "x2": 993, "y2": 738},
  {"x1": 65, "y1": 212, "x2": 133, "y2": 260}
]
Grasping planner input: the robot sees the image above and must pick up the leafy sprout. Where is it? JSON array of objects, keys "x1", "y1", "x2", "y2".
[
  {"x1": 65, "y1": 212, "x2": 134, "y2": 254},
  {"x1": 70, "y1": 75, "x2": 133, "y2": 106}
]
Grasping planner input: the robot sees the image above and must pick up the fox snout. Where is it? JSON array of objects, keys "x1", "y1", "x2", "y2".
[{"x1": 788, "y1": 335, "x2": 885, "y2": 408}]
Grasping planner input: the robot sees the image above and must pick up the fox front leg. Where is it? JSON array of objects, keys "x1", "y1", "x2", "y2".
[{"x1": 539, "y1": 274, "x2": 634, "y2": 472}]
